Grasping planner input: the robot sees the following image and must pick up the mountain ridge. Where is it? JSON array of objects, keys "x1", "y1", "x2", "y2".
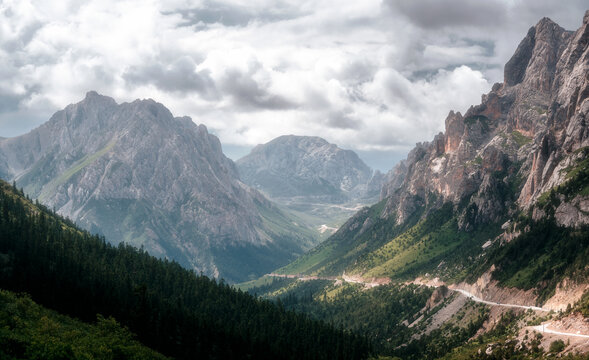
[
  {"x1": 237, "y1": 134, "x2": 380, "y2": 201},
  {"x1": 0, "y1": 92, "x2": 317, "y2": 282},
  {"x1": 247, "y1": 14, "x2": 589, "y2": 359},
  {"x1": 275, "y1": 12, "x2": 589, "y2": 306}
]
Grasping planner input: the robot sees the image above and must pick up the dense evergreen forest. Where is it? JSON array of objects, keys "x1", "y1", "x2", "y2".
[{"x1": 0, "y1": 180, "x2": 370, "y2": 360}]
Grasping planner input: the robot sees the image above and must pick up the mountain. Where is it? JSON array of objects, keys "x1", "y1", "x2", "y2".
[
  {"x1": 236, "y1": 135, "x2": 384, "y2": 236},
  {"x1": 250, "y1": 13, "x2": 589, "y2": 359},
  {"x1": 278, "y1": 13, "x2": 589, "y2": 303},
  {"x1": 0, "y1": 179, "x2": 370, "y2": 360},
  {"x1": 237, "y1": 135, "x2": 378, "y2": 201},
  {"x1": 0, "y1": 92, "x2": 316, "y2": 282}
]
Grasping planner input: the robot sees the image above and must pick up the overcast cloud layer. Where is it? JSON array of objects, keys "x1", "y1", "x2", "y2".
[{"x1": 0, "y1": 0, "x2": 586, "y2": 171}]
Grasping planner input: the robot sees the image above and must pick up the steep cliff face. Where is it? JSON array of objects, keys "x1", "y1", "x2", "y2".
[
  {"x1": 0, "y1": 92, "x2": 316, "y2": 282},
  {"x1": 378, "y1": 13, "x2": 589, "y2": 229}
]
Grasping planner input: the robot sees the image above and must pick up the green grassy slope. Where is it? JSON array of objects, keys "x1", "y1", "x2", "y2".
[
  {"x1": 277, "y1": 199, "x2": 421, "y2": 276},
  {"x1": 276, "y1": 200, "x2": 501, "y2": 284}
]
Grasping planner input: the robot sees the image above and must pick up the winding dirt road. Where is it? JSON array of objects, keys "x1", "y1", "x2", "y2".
[
  {"x1": 267, "y1": 273, "x2": 589, "y2": 339},
  {"x1": 531, "y1": 324, "x2": 589, "y2": 339},
  {"x1": 451, "y1": 288, "x2": 548, "y2": 312}
]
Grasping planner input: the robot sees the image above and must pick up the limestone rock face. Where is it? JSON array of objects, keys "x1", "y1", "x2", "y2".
[
  {"x1": 504, "y1": 26, "x2": 536, "y2": 87},
  {"x1": 377, "y1": 12, "x2": 589, "y2": 229},
  {"x1": 380, "y1": 160, "x2": 408, "y2": 200},
  {"x1": 0, "y1": 92, "x2": 316, "y2": 282}
]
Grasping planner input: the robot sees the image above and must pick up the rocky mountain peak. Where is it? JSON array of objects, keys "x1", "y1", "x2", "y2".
[
  {"x1": 444, "y1": 110, "x2": 464, "y2": 153},
  {"x1": 81, "y1": 90, "x2": 116, "y2": 106},
  {"x1": 237, "y1": 135, "x2": 376, "y2": 201},
  {"x1": 504, "y1": 26, "x2": 536, "y2": 86},
  {"x1": 377, "y1": 12, "x2": 589, "y2": 229},
  {"x1": 504, "y1": 16, "x2": 572, "y2": 92},
  {"x1": 0, "y1": 93, "x2": 317, "y2": 282},
  {"x1": 272, "y1": 134, "x2": 329, "y2": 147}
]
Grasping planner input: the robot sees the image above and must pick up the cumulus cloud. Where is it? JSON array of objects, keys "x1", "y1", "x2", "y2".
[{"x1": 0, "y1": 0, "x2": 587, "y2": 170}]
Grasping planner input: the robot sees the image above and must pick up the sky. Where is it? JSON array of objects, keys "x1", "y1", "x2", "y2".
[{"x1": 0, "y1": 1, "x2": 587, "y2": 171}]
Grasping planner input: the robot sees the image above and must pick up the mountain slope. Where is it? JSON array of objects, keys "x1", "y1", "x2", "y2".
[
  {"x1": 236, "y1": 135, "x2": 384, "y2": 237},
  {"x1": 0, "y1": 92, "x2": 316, "y2": 282},
  {"x1": 277, "y1": 12, "x2": 589, "y2": 303},
  {"x1": 246, "y1": 12, "x2": 589, "y2": 360},
  {"x1": 0, "y1": 179, "x2": 370, "y2": 360}
]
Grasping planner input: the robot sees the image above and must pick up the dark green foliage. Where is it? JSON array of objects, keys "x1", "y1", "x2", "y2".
[
  {"x1": 243, "y1": 276, "x2": 298, "y2": 296},
  {"x1": 0, "y1": 180, "x2": 370, "y2": 360},
  {"x1": 0, "y1": 289, "x2": 169, "y2": 360},
  {"x1": 549, "y1": 340, "x2": 565, "y2": 353},
  {"x1": 252, "y1": 281, "x2": 433, "y2": 355}
]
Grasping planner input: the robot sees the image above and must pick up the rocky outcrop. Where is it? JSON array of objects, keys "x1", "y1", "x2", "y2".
[
  {"x1": 425, "y1": 285, "x2": 450, "y2": 309},
  {"x1": 0, "y1": 92, "x2": 316, "y2": 282},
  {"x1": 376, "y1": 12, "x2": 589, "y2": 229},
  {"x1": 379, "y1": 160, "x2": 407, "y2": 200},
  {"x1": 517, "y1": 13, "x2": 588, "y2": 208}
]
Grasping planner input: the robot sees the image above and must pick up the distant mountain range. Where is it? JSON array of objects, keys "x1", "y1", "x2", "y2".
[
  {"x1": 237, "y1": 135, "x2": 384, "y2": 236},
  {"x1": 237, "y1": 135, "x2": 382, "y2": 202},
  {"x1": 0, "y1": 92, "x2": 317, "y2": 282}
]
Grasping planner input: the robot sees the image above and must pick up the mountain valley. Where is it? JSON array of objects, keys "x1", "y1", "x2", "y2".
[
  {"x1": 242, "y1": 11, "x2": 589, "y2": 359},
  {"x1": 0, "y1": 5, "x2": 588, "y2": 360},
  {"x1": 237, "y1": 135, "x2": 384, "y2": 238}
]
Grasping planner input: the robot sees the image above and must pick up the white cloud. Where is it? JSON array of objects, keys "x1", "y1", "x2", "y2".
[{"x1": 0, "y1": 0, "x2": 586, "y2": 170}]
